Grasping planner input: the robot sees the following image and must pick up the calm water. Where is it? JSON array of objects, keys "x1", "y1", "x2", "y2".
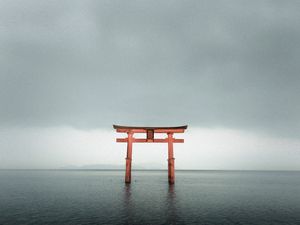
[{"x1": 0, "y1": 170, "x2": 300, "y2": 225}]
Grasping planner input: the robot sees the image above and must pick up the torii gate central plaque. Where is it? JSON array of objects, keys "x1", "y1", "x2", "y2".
[{"x1": 113, "y1": 125, "x2": 188, "y2": 184}]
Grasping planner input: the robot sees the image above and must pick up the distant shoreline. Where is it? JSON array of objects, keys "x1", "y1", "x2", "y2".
[{"x1": 0, "y1": 169, "x2": 300, "y2": 172}]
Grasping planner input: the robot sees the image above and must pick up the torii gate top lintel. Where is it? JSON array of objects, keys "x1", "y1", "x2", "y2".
[
  {"x1": 113, "y1": 124, "x2": 187, "y2": 143},
  {"x1": 113, "y1": 124, "x2": 188, "y2": 184},
  {"x1": 113, "y1": 125, "x2": 187, "y2": 133},
  {"x1": 113, "y1": 124, "x2": 188, "y2": 130}
]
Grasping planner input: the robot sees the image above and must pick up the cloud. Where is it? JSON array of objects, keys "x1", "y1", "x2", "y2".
[{"x1": 0, "y1": 0, "x2": 300, "y2": 138}]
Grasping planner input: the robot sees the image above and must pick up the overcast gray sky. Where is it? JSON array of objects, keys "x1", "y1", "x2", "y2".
[{"x1": 0, "y1": 0, "x2": 300, "y2": 169}]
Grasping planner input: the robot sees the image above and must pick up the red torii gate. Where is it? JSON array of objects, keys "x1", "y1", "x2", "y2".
[{"x1": 113, "y1": 125, "x2": 187, "y2": 184}]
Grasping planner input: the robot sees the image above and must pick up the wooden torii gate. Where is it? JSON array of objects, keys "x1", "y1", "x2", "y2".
[{"x1": 113, "y1": 125, "x2": 187, "y2": 184}]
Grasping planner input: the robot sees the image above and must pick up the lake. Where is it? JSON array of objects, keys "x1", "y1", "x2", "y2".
[{"x1": 0, "y1": 170, "x2": 300, "y2": 225}]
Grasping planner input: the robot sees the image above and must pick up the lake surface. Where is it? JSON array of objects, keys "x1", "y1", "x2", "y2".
[{"x1": 0, "y1": 170, "x2": 300, "y2": 225}]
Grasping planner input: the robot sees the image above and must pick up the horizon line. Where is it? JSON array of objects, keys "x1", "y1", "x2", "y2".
[{"x1": 0, "y1": 169, "x2": 300, "y2": 172}]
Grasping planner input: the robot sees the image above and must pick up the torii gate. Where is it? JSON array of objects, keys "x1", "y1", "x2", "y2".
[{"x1": 113, "y1": 125, "x2": 187, "y2": 184}]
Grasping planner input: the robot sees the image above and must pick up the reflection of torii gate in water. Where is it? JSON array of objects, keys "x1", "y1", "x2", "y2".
[{"x1": 113, "y1": 125, "x2": 188, "y2": 184}]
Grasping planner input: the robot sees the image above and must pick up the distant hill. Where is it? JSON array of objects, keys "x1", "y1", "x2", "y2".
[
  {"x1": 60, "y1": 163, "x2": 166, "y2": 170},
  {"x1": 60, "y1": 164, "x2": 124, "y2": 170}
]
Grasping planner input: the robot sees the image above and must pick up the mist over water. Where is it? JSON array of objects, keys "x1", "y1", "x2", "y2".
[{"x1": 1, "y1": 170, "x2": 300, "y2": 225}]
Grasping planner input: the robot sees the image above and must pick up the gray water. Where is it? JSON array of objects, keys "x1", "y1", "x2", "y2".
[{"x1": 0, "y1": 170, "x2": 300, "y2": 225}]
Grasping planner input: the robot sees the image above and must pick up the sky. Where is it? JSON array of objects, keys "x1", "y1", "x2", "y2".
[{"x1": 0, "y1": 0, "x2": 300, "y2": 170}]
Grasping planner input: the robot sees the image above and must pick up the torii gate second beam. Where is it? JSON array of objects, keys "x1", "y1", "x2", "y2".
[{"x1": 113, "y1": 125, "x2": 188, "y2": 184}]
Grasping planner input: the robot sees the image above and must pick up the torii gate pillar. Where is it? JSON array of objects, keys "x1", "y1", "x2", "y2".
[
  {"x1": 167, "y1": 133, "x2": 175, "y2": 184},
  {"x1": 125, "y1": 132, "x2": 133, "y2": 183},
  {"x1": 113, "y1": 125, "x2": 187, "y2": 184}
]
